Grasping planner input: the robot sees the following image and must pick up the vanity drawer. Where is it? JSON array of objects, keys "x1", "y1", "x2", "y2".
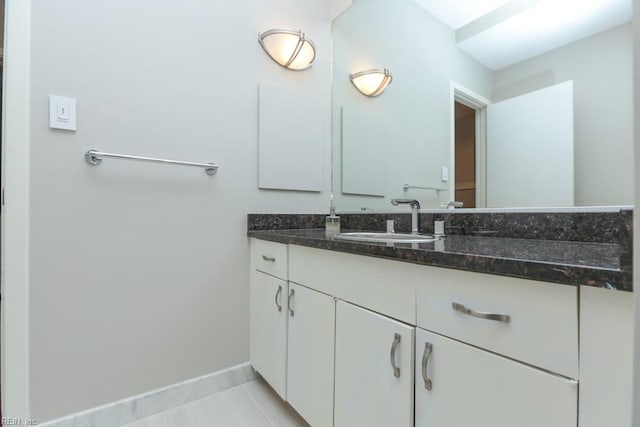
[
  {"x1": 289, "y1": 244, "x2": 416, "y2": 325},
  {"x1": 251, "y1": 238, "x2": 288, "y2": 280},
  {"x1": 416, "y1": 266, "x2": 578, "y2": 379}
]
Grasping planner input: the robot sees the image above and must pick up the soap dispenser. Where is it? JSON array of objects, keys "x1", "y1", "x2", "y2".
[{"x1": 326, "y1": 196, "x2": 340, "y2": 236}]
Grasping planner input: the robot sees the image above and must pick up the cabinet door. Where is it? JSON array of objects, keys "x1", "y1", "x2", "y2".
[
  {"x1": 286, "y1": 282, "x2": 335, "y2": 427},
  {"x1": 415, "y1": 328, "x2": 577, "y2": 427},
  {"x1": 579, "y1": 286, "x2": 634, "y2": 427},
  {"x1": 249, "y1": 270, "x2": 288, "y2": 399},
  {"x1": 334, "y1": 301, "x2": 415, "y2": 427}
]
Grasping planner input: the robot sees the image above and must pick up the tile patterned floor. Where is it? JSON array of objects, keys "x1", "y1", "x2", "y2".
[{"x1": 123, "y1": 377, "x2": 308, "y2": 427}]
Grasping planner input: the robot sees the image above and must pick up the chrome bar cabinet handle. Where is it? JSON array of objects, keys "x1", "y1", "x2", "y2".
[
  {"x1": 422, "y1": 342, "x2": 433, "y2": 390},
  {"x1": 274, "y1": 285, "x2": 282, "y2": 312},
  {"x1": 390, "y1": 333, "x2": 401, "y2": 378},
  {"x1": 451, "y1": 302, "x2": 510, "y2": 323},
  {"x1": 262, "y1": 255, "x2": 276, "y2": 262},
  {"x1": 288, "y1": 289, "x2": 295, "y2": 317}
]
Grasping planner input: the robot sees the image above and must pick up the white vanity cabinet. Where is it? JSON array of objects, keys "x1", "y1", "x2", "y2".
[
  {"x1": 249, "y1": 238, "x2": 631, "y2": 427},
  {"x1": 415, "y1": 328, "x2": 578, "y2": 427},
  {"x1": 249, "y1": 239, "x2": 289, "y2": 399},
  {"x1": 249, "y1": 239, "x2": 335, "y2": 426},
  {"x1": 334, "y1": 301, "x2": 414, "y2": 427}
]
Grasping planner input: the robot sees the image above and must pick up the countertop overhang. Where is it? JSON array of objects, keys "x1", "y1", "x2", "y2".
[{"x1": 248, "y1": 228, "x2": 631, "y2": 292}]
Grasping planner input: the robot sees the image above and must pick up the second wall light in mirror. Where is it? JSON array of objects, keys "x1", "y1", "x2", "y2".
[{"x1": 350, "y1": 68, "x2": 392, "y2": 96}]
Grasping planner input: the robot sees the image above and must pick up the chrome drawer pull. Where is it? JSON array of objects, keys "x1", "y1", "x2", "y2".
[
  {"x1": 422, "y1": 342, "x2": 433, "y2": 390},
  {"x1": 262, "y1": 255, "x2": 276, "y2": 262},
  {"x1": 274, "y1": 285, "x2": 283, "y2": 312},
  {"x1": 288, "y1": 289, "x2": 295, "y2": 317},
  {"x1": 452, "y1": 302, "x2": 510, "y2": 323},
  {"x1": 390, "y1": 333, "x2": 401, "y2": 378}
]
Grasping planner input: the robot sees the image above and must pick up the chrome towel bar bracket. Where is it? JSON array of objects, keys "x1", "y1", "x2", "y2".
[{"x1": 85, "y1": 149, "x2": 219, "y2": 176}]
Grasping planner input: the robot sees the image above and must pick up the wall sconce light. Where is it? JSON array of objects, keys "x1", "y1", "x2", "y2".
[
  {"x1": 350, "y1": 68, "x2": 393, "y2": 97},
  {"x1": 258, "y1": 29, "x2": 316, "y2": 71}
]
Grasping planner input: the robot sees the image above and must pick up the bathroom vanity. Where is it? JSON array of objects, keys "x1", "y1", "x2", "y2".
[{"x1": 247, "y1": 211, "x2": 633, "y2": 427}]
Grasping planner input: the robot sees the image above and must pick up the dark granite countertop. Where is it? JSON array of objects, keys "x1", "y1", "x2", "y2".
[{"x1": 248, "y1": 228, "x2": 631, "y2": 292}]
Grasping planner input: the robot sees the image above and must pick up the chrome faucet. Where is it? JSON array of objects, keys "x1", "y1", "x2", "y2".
[
  {"x1": 391, "y1": 199, "x2": 421, "y2": 234},
  {"x1": 441, "y1": 201, "x2": 464, "y2": 209}
]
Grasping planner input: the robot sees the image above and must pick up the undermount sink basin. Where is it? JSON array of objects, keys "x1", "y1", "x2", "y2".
[{"x1": 334, "y1": 232, "x2": 440, "y2": 244}]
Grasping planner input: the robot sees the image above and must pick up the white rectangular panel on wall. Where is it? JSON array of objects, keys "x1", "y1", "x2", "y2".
[
  {"x1": 258, "y1": 84, "x2": 324, "y2": 192},
  {"x1": 341, "y1": 107, "x2": 388, "y2": 196},
  {"x1": 486, "y1": 81, "x2": 574, "y2": 207}
]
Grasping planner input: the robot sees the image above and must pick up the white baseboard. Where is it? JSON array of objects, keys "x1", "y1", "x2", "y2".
[{"x1": 39, "y1": 362, "x2": 257, "y2": 427}]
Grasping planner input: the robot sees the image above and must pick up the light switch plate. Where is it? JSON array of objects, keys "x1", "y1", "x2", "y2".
[
  {"x1": 49, "y1": 95, "x2": 77, "y2": 131},
  {"x1": 441, "y1": 165, "x2": 449, "y2": 182}
]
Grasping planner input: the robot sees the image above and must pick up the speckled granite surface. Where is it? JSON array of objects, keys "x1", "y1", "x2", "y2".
[
  {"x1": 248, "y1": 210, "x2": 631, "y2": 243},
  {"x1": 247, "y1": 210, "x2": 632, "y2": 292}
]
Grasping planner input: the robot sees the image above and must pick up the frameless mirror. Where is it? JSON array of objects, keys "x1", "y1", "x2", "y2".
[{"x1": 331, "y1": 0, "x2": 633, "y2": 210}]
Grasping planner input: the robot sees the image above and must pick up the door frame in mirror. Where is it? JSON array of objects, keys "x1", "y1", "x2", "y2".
[{"x1": 450, "y1": 82, "x2": 491, "y2": 208}]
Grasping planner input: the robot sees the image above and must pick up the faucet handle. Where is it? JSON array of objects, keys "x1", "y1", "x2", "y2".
[
  {"x1": 441, "y1": 201, "x2": 463, "y2": 209},
  {"x1": 391, "y1": 198, "x2": 421, "y2": 209}
]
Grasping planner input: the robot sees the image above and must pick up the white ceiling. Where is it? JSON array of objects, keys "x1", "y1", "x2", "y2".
[
  {"x1": 331, "y1": 0, "x2": 354, "y2": 21},
  {"x1": 412, "y1": 0, "x2": 513, "y2": 29},
  {"x1": 412, "y1": 0, "x2": 632, "y2": 70}
]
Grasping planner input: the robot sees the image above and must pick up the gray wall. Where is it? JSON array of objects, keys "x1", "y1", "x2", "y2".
[
  {"x1": 28, "y1": 0, "x2": 331, "y2": 420},
  {"x1": 493, "y1": 23, "x2": 633, "y2": 206}
]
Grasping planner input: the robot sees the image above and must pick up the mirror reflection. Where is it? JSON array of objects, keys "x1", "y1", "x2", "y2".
[{"x1": 331, "y1": 0, "x2": 633, "y2": 210}]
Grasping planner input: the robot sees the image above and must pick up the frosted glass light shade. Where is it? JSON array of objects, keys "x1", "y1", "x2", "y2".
[
  {"x1": 350, "y1": 68, "x2": 393, "y2": 97},
  {"x1": 259, "y1": 29, "x2": 316, "y2": 71}
]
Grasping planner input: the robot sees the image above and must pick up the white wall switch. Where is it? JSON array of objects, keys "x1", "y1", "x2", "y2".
[
  {"x1": 441, "y1": 165, "x2": 449, "y2": 182},
  {"x1": 49, "y1": 95, "x2": 77, "y2": 131}
]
